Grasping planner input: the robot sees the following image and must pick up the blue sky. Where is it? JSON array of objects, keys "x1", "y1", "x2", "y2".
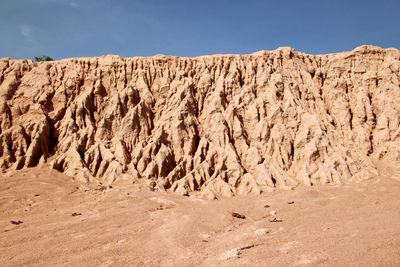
[{"x1": 0, "y1": 0, "x2": 399, "y2": 59}]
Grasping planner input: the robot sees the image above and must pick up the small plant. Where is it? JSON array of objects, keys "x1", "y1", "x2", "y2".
[{"x1": 34, "y1": 55, "x2": 54, "y2": 62}]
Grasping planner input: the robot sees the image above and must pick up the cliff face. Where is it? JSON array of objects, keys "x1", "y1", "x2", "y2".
[{"x1": 1, "y1": 45, "x2": 399, "y2": 198}]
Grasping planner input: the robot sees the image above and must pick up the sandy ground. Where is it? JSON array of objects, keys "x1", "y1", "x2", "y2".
[{"x1": 1, "y1": 165, "x2": 400, "y2": 266}]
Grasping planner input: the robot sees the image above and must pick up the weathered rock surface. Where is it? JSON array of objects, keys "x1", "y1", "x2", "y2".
[{"x1": 0, "y1": 45, "x2": 399, "y2": 197}]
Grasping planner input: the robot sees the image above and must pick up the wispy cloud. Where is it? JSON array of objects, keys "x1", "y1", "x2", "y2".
[
  {"x1": 30, "y1": 0, "x2": 78, "y2": 8},
  {"x1": 30, "y1": 0, "x2": 57, "y2": 3},
  {"x1": 20, "y1": 24, "x2": 38, "y2": 42}
]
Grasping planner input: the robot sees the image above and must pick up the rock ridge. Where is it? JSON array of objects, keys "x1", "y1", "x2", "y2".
[{"x1": 1, "y1": 45, "x2": 399, "y2": 198}]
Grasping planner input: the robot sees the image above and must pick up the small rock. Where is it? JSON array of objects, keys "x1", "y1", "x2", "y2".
[
  {"x1": 175, "y1": 185, "x2": 189, "y2": 196},
  {"x1": 269, "y1": 218, "x2": 283, "y2": 222},
  {"x1": 149, "y1": 181, "x2": 156, "y2": 191},
  {"x1": 72, "y1": 212, "x2": 82, "y2": 216},
  {"x1": 200, "y1": 232, "x2": 215, "y2": 240},
  {"x1": 240, "y1": 244, "x2": 255, "y2": 250},
  {"x1": 219, "y1": 248, "x2": 241, "y2": 260},
  {"x1": 219, "y1": 243, "x2": 255, "y2": 260},
  {"x1": 254, "y1": 228, "x2": 270, "y2": 236},
  {"x1": 97, "y1": 185, "x2": 112, "y2": 192},
  {"x1": 269, "y1": 210, "x2": 276, "y2": 215},
  {"x1": 10, "y1": 220, "x2": 23, "y2": 225},
  {"x1": 232, "y1": 212, "x2": 246, "y2": 219}
]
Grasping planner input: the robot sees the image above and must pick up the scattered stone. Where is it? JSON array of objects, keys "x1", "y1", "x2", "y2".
[
  {"x1": 219, "y1": 248, "x2": 241, "y2": 260},
  {"x1": 269, "y1": 218, "x2": 283, "y2": 223},
  {"x1": 72, "y1": 212, "x2": 82, "y2": 216},
  {"x1": 288, "y1": 201, "x2": 295, "y2": 204},
  {"x1": 97, "y1": 185, "x2": 112, "y2": 192},
  {"x1": 10, "y1": 220, "x2": 23, "y2": 225},
  {"x1": 149, "y1": 181, "x2": 156, "y2": 191},
  {"x1": 240, "y1": 244, "x2": 255, "y2": 250},
  {"x1": 254, "y1": 228, "x2": 270, "y2": 236},
  {"x1": 232, "y1": 212, "x2": 246, "y2": 219},
  {"x1": 219, "y1": 244, "x2": 254, "y2": 260},
  {"x1": 175, "y1": 185, "x2": 189, "y2": 196},
  {"x1": 199, "y1": 232, "x2": 215, "y2": 240}
]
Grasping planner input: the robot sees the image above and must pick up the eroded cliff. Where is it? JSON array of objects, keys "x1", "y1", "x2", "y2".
[{"x1": 1, "y1": 45, "x2": 399, "y2": 198}]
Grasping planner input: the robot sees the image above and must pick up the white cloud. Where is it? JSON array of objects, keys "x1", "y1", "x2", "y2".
[
  {"x1": 20, "y1": 24, "x2": 37, "y2": 42},
  {"x1": 30, "y1": 0, "x2": 78, "y2": 8},
  {"x1": 30, "y1": 0, "x2": 57, "y2": 3}
]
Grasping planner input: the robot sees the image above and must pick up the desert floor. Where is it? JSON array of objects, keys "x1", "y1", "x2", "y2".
[{"x1": 1, "y1": 164, "x2": 400, "y2": 266}]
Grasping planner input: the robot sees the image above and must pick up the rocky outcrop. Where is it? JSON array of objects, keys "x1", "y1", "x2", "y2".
[{"x1": 1, "y1": 45, "x2": 399, "y2": 198}]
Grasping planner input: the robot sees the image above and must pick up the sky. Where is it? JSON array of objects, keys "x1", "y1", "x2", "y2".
[{"x1": 0, "y1": 0, "x2": 399, "y2": 60}]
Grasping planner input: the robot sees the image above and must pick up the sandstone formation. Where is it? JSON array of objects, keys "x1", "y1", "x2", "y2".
[{"x1": 0, "y1": 45, "x2": 399, "y2": 198}]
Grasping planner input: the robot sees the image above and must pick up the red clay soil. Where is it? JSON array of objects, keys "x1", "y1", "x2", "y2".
[{"x1": 1, "y1": 166, "x2": 400, "y2": 266}]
